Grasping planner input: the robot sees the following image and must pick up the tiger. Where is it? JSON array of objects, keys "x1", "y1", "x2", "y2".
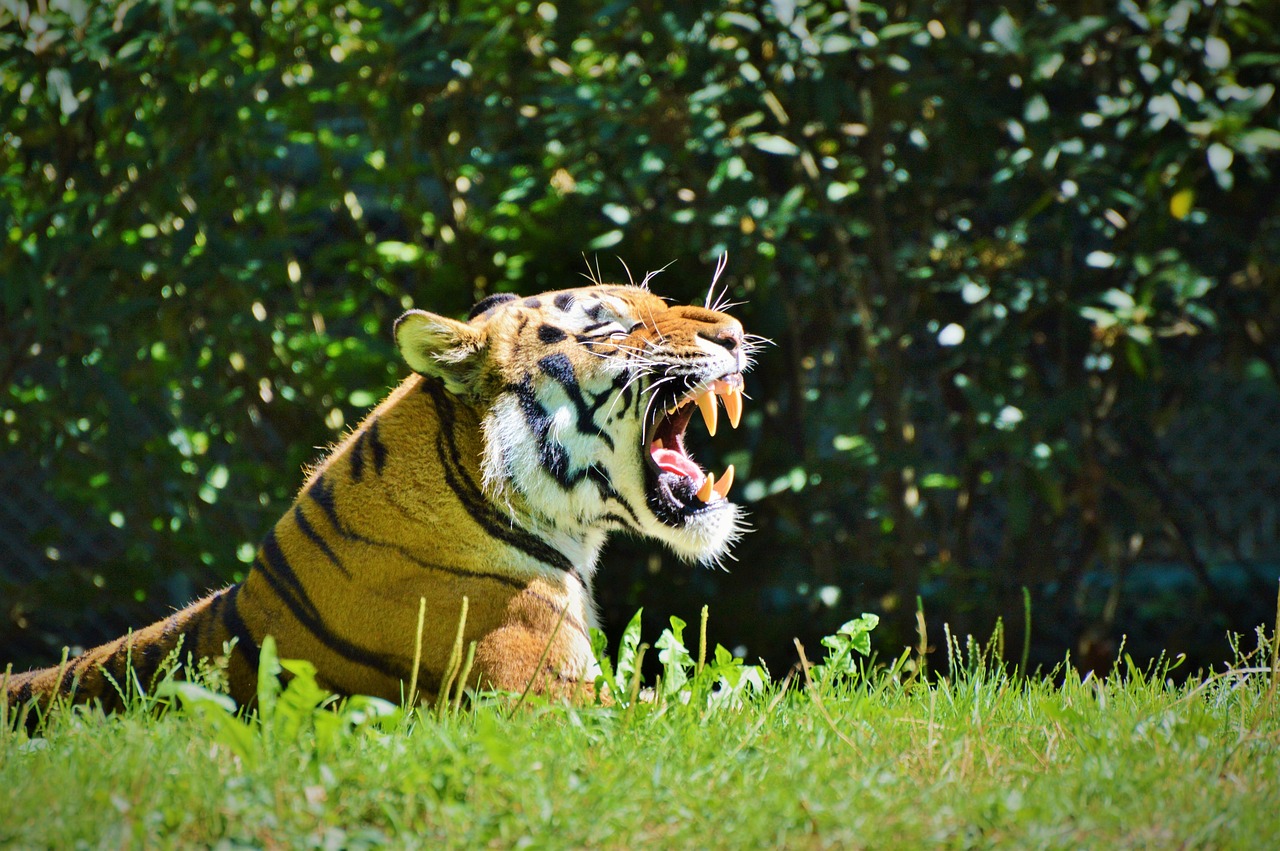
[{"x1": 3, "y1": 277, "x2": 758, "y2": 725}]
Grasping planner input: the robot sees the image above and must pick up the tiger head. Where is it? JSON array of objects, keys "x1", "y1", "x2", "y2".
[{"x1": 394, "y1": 283, "x2": 759, "y2": 571}]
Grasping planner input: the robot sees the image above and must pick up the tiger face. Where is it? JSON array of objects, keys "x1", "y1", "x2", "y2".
[{"x1": 394, "y1": 284, "x2": 758, "y2": 570}]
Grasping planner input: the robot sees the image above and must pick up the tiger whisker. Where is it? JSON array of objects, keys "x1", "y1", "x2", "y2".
[
  {"x1": 579, "y1": 253, "x2": 605, "y2": 287},
  {"x1": 704, "y1": 251, "x2": 729, "y2": 309},
  {"x1": 641, "y1": 375, "x2": 682, "y2": 424},
  {"x1": 600, "y1": 371, "x2": 653, "y2": 421},
  {"x1": 640, "y1": 259, "x2": 675, "y2": 292},
  {"x1": 643, "y1": 304, "x2": 667, "y2": 345}
]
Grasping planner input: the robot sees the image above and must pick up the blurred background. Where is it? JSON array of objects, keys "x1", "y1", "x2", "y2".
[{"x1": 3, "y1": 0, "x2": 1278, "y2": 678}]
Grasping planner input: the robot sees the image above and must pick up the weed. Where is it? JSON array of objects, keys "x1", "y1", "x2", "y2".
[{"x1": 3, "y1": 602, "x2": 1278, "y2": 848}]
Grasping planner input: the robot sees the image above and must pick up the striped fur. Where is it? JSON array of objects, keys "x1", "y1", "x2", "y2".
[{"x1": 4, "y1": 283, "x2": 756, "y2": 721}]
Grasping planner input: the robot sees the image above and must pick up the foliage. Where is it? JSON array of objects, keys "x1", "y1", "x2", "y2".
[
  {"x1": 2, "y1": 0, "x2": 1279, "y2": 673},
  {"x1": 3, "y1": 612, "x2": 1280, "y2": 847},
  {"x1": 590, "y1": 606, "x2": 770, "y2": 706},
  {"x1": 156, "y1": 636, "x2": 403, "y2": 767},
  {"x1": 813, "y1": 611, "x2": 881, "y2": 679}
]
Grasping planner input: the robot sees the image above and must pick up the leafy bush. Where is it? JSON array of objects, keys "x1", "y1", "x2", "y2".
[{"x1": 2, "y1": 0, "x2": 1278, "y2": 673}]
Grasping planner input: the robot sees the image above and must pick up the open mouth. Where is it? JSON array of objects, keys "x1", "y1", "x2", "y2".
[{"x1": 645, "y1": 374, "x2": 745, "y2": 525}]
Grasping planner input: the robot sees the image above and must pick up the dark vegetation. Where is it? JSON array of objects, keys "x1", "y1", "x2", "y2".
[{"x1": 2, "y1": 0, "x2": 1279, "y2": 677}]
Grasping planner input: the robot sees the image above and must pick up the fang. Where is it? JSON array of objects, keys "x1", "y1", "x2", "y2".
[
  {"x1": 695, "y1": 390, "x2": 718, "y2": 437},
  {"x1": 712, "y1": 464, "x2": 734, "y2": 499},
  {"x1": 696, "y1": 471, "x2": 716, "y2": 502}
]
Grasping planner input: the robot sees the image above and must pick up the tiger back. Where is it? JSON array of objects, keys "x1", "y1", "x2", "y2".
[{"x1": 3, "y1": 281, "x2": 758, "y2": 721}]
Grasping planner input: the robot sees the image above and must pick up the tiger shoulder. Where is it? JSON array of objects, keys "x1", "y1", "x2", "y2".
[{"x1": 4, "y1": 280, "x2": 759, "y2": 722}]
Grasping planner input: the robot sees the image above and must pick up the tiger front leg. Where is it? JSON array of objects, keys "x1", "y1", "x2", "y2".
[{"x1": 471, "y1": 615, "x2": 602, "y2": 705}]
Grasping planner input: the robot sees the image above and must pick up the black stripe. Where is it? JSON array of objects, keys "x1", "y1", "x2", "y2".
[
  {"x1": 222, "y1": 584, "x2": 261, "y2": 673},
  {"x1": 309, "y1": 476, "x2": 366, "y2": 542},
  {"x1": 108, "y1": 642, "x2": 129, "y2": 690},
  {"x1": 368, "y1": 420, "x2": 387, "y2": 474},
  {"x1": 134, "y1": 635, "x2": 168, "y2": 691},
  {"x1": 253, "y1": 538, "x2": 414, "y2": 684},
  {"x1": 586, "y1": 466, "x2": 642, "y2": 527},
  {"x1": 190, "y1": 589, "x2": 230, "y2": 662},
  {"x1": 536, "y1": 353, "x2": 613, "y2": 449},
  {"x1": 62, "y1": 654, "x2": 95, "y2": 699},
  {"x1": 553, "y1": 292, "x2": 574, "y2": 311},
  {"x1": 421, "y1": 378, "x2": 576, "y2": 572},
  {"x1": 510, "y1": 375, "x2": 634, "y2": 516},
  {"x1": 508, "y1": 376, "x2": 639, "y2": 530},
  {"x1": 208, "y1": 588, "x2": 233, "y2": 646},
  {"x1": 157, "y1": 607, "x2": 193, "y2": 670},
  {"x1": 514, "y1": 377, "x2": 552, "y2": 443},
  {"x1": 350, "y1": 429, "x2": 367, "y2": 482},
  {"x1": 258, "y1": 529, "x2": 319, "y2": 619},
  {"x1": 512, "y1": 377, "x2": 573, "y2": 489},
  {"x1": 374, "y1": 491, "x2": 533, "y2": 589},
  {"x1": 591, "y1": 371, "x2": 632, "y2": 415},
  {"x1": 307, "y1": 471, "x2": 525, "y2": 588},
  {"x1": 542, "y1": 441, "x2": 572, "y2": 486},
  {"x1": 57, "y1": 660, "x2": 78, "y2": 698},
  {"x1": 294, "y1": 505, "x2": 351, "y2": 577}
]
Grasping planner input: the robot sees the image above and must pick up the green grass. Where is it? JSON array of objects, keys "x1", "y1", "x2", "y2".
[{"x1": 3, "y1": 614, "x2": 1278, "y2": 850}]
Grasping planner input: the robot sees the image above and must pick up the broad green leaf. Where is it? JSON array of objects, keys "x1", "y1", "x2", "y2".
[
  {"x1": 655, "y1": 616, "x2": 692, "y2": 697},
  {"x1": 256, "y1": 635, "x2": 282, "y2": 723},
  {"x1": 156, "y1": 679, "x2": 237, "y2": 715},
  {"x1": 589, "y1": 626, "x2": 620, "y2": 698},
  {"x1": 614, "y1": 608, "x2": 644, "y2": 693}
]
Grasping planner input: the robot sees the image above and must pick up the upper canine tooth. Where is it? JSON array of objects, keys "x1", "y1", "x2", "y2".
[
  {"x1": 722, "y1": 387, "x2": 743, "y2": 429},
  {"x1": 711, "y1": 464, "x2": 735, "y2": 500},
  {"x1": 695, "y1": 389, "x2": 718, "y2": 437}
]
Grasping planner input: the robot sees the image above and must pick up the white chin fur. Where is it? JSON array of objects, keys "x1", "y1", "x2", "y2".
[{"x1": 648, "y1": 502, "x2": 744, "y2": 566}]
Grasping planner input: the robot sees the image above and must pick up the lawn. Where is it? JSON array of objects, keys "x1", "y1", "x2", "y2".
[{"x1": 2, "y1": 613, "x2": 1277, "y2": 849}]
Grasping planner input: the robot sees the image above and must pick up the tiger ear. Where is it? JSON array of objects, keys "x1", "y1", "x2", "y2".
[{"x1": 394, "y1": 310, "x2": 487, "y2": 395}]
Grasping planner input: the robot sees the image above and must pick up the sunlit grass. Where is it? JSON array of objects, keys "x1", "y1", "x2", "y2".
[{"x1": 3, "y1": 612, "x2": 1278, "y2": 849}]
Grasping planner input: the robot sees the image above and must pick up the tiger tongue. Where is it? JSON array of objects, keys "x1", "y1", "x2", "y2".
[{"x1": 651, "y1": 447, "x2": 703, "y2": 482}]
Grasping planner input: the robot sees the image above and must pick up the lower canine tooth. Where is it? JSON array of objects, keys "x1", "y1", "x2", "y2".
[
  {"x1": 696, "y1": 471, "x2": 715, "y2": 502},
  {"x1": 711, "y1": 464, "x2": 735, "y2": 499}
]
